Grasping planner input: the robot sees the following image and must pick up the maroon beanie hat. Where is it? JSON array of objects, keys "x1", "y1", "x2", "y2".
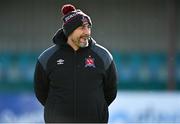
[{"x1": 61, "y1": 4, "x2": 92, "y2": 37}]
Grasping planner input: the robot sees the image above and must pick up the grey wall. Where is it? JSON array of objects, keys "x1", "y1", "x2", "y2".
[{"x1": 0, "y1": 0, "x2": 179, "y2": 52}]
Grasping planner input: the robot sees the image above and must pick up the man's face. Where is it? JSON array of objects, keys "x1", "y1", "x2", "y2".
[{"x1": 69, "y1": 22, "x2": 91, "y2": 48}]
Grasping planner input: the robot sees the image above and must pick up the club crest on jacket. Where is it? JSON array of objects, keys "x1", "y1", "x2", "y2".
[{"x1": 85, "y1": 55, "x2": 95, "y2": 68}]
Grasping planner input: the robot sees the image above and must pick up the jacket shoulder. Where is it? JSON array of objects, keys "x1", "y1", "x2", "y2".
[
  {"x1": 38, "y1": 45, "x2": 59, "y2": 70},
  {"x1": 91, "y1": 43, "x2": 113, "y2": 70}
]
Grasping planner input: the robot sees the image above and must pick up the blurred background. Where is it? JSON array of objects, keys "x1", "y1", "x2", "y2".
[{"x1": 0, "y1": 0, "x2": 180, "y2": 123}]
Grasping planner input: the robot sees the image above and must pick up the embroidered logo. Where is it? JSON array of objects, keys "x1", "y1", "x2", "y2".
[
  {"x1": 85, "y1": 56, "x2": 95, "y2": 68},
  {"x1": 64, "y1": 13, "x2": 78, "y2": 23},
  {"x1": 57, "y1": 59, "x2": 64, "y2": 65}
]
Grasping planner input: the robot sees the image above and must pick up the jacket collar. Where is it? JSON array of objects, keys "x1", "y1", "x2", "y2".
[{"x1": 52, "y1": 29, "x2": 67, "y2": 46}]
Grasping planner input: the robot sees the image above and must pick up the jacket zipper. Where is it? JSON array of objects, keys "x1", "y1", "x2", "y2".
[{"x1": 73, "y1": 51, "x2": 77, "y2": 121}]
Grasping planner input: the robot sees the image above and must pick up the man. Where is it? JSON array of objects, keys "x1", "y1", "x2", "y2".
[{"x1": 34, "y1": 4, "x2": 117, "y2": 123}]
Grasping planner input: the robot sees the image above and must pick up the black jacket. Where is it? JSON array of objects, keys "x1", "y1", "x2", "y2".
[{"x1": 34, "y1": 29, "x2": 117, "y2": 123}]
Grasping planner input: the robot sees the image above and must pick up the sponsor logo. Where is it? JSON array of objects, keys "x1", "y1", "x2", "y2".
[{"x1": 57, "y1": 59, "x2": 64, "y2": 65}]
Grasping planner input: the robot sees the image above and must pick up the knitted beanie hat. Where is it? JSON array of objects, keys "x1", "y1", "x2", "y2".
[{"x1": 61, "y1": 4, "x2": 92, "y2": 37}]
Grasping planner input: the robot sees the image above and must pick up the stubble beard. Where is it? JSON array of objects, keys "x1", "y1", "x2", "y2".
[{"x1": 77, "y1": 35, "x2": 90, "y2": 48}]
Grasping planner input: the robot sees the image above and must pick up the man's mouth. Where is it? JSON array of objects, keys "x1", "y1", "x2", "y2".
[{"x1": 80, "y1": 36, "x2": 90, "y2": 41}]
